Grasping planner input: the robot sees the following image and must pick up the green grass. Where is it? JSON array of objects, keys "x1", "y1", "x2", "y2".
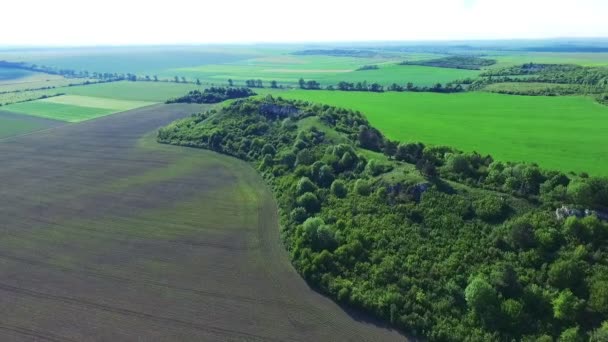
[
  {"x1": 60, "y1": 81, "x2": 207, "y2": 102},
  {"x1": 3, "y1": 95, "x2": 155, "y2": 122},
  {"x1": 267, "y1": 90, "x2": 608, "y2": 175}
]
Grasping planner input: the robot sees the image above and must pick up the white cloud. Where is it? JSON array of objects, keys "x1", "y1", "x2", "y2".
[{"x1": 2, "y1": 0, "x2": 607, "y2": 45}]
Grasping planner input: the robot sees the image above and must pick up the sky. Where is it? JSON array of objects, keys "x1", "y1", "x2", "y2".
[{"x1": 2, "y1": 0, "x2": 608, "y2": 46}]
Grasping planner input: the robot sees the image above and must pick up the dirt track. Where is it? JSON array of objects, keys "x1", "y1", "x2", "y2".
[{"x1": 0, "y1": 104, "x2": 405, "y2": 341}]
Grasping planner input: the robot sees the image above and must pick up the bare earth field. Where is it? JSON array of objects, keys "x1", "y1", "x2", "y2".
[{"x1": 0, "y1": 104, "x2": 404, "y2": 341}]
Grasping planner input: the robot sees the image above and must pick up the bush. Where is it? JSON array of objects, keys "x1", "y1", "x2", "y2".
[
  {"x1": 330, "y1": 180, "x2": 348, "y2": 198},
  {"x1": 354, "y1": 179, "x2": 371, "y2": 196},
  {"x1": 297, "y1": 192, "x2": 320, "y2": 213},
  {"x1": 558, "y1": 326, "x2": 584, "y2": 342},
  {"x1": 473, "y1": 196, "x2": 508, "y2": 222},
  {"x1": 290, "y1": 207, "x2": 308, "y2": 223},
  {"x1": 296, "y1": 177, "x2": 317, "y2": 195}
]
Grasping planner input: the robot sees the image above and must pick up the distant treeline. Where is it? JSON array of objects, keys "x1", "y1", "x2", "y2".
[
  {"x1": 0, "y1": 60, "x2": 128, "y2": 80},
  {"x1": 521, "y1": 45, "x2": 608, "y2": 53},
  {"x1": 296, "y1": 78, "x2": 464, "y2": 93},
  {"x1": 166, "y1": 87, "x2": 255, "y2": 104},
  {"x1": 292, "y1": 49, "x2": 380, "y2": 58},
  {"x1": 356, "y1": 65, "x2": 379, "y2": 71},
  {"x1": 480, "y1": 63, "x2": 608, "y2": 86},
  {"x1": 459, "y1": 63, "x2": 608, "y2": 100},
  {"x1": 400, "y1": 56, "x2": 497, "y2": 70}
]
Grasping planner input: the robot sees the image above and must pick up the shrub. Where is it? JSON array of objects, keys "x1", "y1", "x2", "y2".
[
  {"x1": 473, "y1": 196, "x2": 508, "y2": 222},
  {"x1": 296, "y1": 177, "x2": 317, "y2": 195},
  {"x1": 297, "y1": 192, "x2": 320, "y2": 213},
  {"x1": 330, "y1": 180, "x2": 348, "y2": 198},
  {"x1": 354, "y1": 179, "x2": 371, "y2": 196}
]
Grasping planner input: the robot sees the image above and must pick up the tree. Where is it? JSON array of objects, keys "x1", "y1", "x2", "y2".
[
  {"x1": 330, "y1": 180, "x2": 348, "y2": 198},
  {"x1": 382, "y1": 140, "x2": 398, "y2": 158},
  {"x1": 548, "y1": 259, "x2": 585, "y2": 289},
  {"x1": 558, "y1": 327, "x2": 584, "y2": 342},
  {"x1": 358, "y1": 125, "x2": 383, "y2": 151},
  {"x1": 306, "y1": 80, "x2": 320, "y2": 90},
  {"x1": 506, "y1": 218, "x2": 537, "y2": 249},
  {"x1": 228, "y1": 79, "x2": 234, "y2": 86},
  {"x1": 181, "y1": 76, "x2": 187, "y2": 83},
  {"x1": 270, "y1": 80, "x2": 278, "y2": 88},
  {"x1": 296, "y1": 177, "x2": 317, "y2": 195},
  {"x1": 445, "y1": 154, "x2": 471, "y2": 176},
  {"x1": 567, "y1": 177, "x2": 608, "y2": 209},
  {"x1": 196, "y1": 78, "x2": 201, "y2": 85},
  {"x1": 465, "y1": 277, "x2": 500, "y2": 325},
  {"x1": 590, "y1": 321, "x2": 608, "y2": 342},
  {"x1": 298, "y1": 78, "x2": 306, "y2": 89},
  {"x1": 297, "y1": 192, "x2": 320, "y2": 213},
  {"x1": 153, "y1": 75, "x2": 158, "y2": 82},
  {"x1": 354, "y1": 179, "x2": 370, "y2": 196},
  {"x1": 416, "y1": 159, "x2": 437, "y2": 179},
  {"x1": 395, "y1": 142, "x2": 424, "y2": 163},
  {"x1": 552, "y1": 289, "x2": 583, "y2": 321},
  {"x1": 290, "y1": 207, "x2": 308, "y2": 223},
  {"x1": 589, "y1": 280, "x2": 608, "y2": 314},
  {"x1": 174, "y1": 76, "x2": 179, "y2": 83}
]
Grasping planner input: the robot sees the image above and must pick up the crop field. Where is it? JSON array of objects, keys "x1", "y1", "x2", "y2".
[
  {"x1": 482, "y1": 82, "x2": 578, "y2": 93},
  {"x1": 2, "y1": 95, "x2": 155, "y2": 122},
  {"x1": 492, "y1": 52, "x2": 608, "y2": 67},
  {"x1": 0, "y1": 111, "x2": 64, "y2": 139},
  {"x1": 0, "y1": 66, "x2": 33, "y2": 81},
  {"x1": 0, "y1": 103, "x2": 403, "y2": 341},
  {"x1": 316, "y1": 64, "x2": 479, "y2": 86},
  {"x1": 170, "y1": 54, "x2": 477, "y2": 87},
  {"x1": 0, "y1": 68, "x2": 76, "y2": 91},
  {"x1": 60, "y1": 81, "x2": 208, "y2": 102},
  {"x1": 267, "y1": 90, "x2": 608, "y2": 175},
  {"x1": 0, "y1": 89, "x2": 62, "y2": 105}
]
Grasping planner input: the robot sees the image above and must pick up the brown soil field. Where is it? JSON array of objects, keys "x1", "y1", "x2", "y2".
[{"x1": 0, "y1": 104, "x2": 405, "y2": 341}]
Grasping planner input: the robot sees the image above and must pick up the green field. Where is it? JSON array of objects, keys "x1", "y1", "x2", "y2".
[
  {"x1": 266, "y1": 90, "x2": 608, "y2": 175},
  {"x1": 492, "y1": 52, "x2": 608, "y2": 67},
  {"x1": 170, "y1": 55, "x2": 476, "y2": 87},
  {"x1": 3, "y1": 95, "x2": 155, "y2": 122},
  {"x1": 482, "y1": 82, "x2": 579, "y2": 93},
  {"x1": 60, "y1": 81, "x2": 208, "y2": 102}
]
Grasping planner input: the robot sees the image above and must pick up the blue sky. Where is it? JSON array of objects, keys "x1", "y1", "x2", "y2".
[{"x1": 2, "y1": 0, "x2": 607, "y2": 45}]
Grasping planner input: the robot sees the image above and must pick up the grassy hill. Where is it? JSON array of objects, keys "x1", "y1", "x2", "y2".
[{"x1": 159, "y1": 96, "x2": 608, "y2": 341}]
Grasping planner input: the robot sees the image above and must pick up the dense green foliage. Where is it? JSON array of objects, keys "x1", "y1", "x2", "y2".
[
  {"x1": 401, "y1": 56, "x2": 497, "y2": 70},
  {"x1": 356, "y1": 65, "x2": 380, "y2": 71},
  {"x1": 159, "y1": 96, "x2": 608, "y2": 341},
  {"x1": 166, "y1": 87, "x2": 255, "y2": 104}
]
